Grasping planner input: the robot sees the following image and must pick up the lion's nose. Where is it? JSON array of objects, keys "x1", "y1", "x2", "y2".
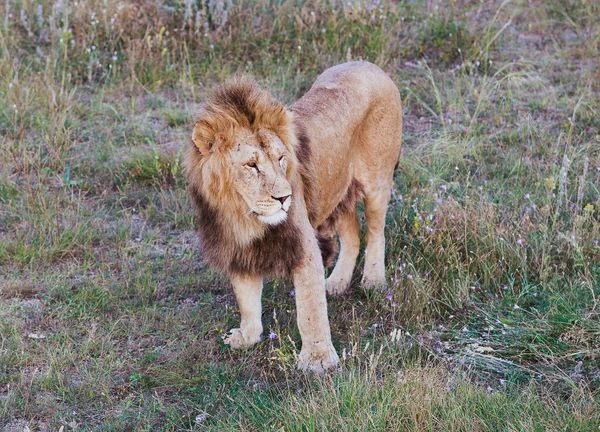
[{"x1": 273, "y1": 194, "x2": 291, "y2": 204}]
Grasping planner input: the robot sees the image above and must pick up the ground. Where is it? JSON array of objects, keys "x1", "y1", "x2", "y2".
[{"x1": 1, "y1": 0, "x2": 599, "y2": 430}]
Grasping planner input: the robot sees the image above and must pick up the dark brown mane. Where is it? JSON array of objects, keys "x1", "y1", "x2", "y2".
[
  {"x1": 186, "y1": 80, "x2": 354, "y2": 276},
  {"x1": 188, "y1": 182, "x2": 306, "y2": 276},
  {"x1": 187, "y1": 125, "x2": 337, "y2": 275}
]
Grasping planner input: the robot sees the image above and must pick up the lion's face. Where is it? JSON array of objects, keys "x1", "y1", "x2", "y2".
[
  {"x1": 187, "y1": 78, "x2": 299, "y2": 233},
  {"x1": 226, "y1": 128, "x2": 292, "y2": 225}
]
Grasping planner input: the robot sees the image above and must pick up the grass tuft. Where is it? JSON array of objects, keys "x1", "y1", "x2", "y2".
[{"x1": 1, "y1": 0, "x2": 599, "y2": 429}]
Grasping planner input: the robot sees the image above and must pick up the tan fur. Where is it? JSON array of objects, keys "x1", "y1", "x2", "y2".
[{"x1": 185, "y1": 62, "x2": 402, "y2": 373}]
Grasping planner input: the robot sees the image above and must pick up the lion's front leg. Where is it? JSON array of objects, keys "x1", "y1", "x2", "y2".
[
  {"x1": 293, "y1": 230, "x2": 340, "y2": 373},
  {"x1": 223, "y1": 273, "x2": 263, "y2": 349}
]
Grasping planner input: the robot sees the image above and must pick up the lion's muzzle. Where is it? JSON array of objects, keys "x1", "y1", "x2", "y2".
[{"x1": 257, "y1": 194, "x2": 292, "y2": 225}]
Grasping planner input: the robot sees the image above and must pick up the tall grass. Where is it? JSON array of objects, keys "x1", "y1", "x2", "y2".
[{"x1": 1, "y1": 0, "x2": 599, "y2": 430}]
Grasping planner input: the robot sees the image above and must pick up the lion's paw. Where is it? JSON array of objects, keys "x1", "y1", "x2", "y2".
[
  {"x1": 297, "y1": 346, "x2": 340, "y2": 374},
  {"x1": 222, "y1": 328, "x2": 261, "y2": 349},
  {"x1": 361, "y1": 272, "x2": 387, "y2": 290},
  {"x1": 326, "y1": 276, "x2": 351, "y2": 295}
]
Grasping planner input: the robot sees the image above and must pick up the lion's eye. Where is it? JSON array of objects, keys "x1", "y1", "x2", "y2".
[
  {"x1": 279, "y1": 156, "x2": 285, "y2": 166},
  {"x1": 246, "y1": 162, "x2": 258, "y2": 171}
]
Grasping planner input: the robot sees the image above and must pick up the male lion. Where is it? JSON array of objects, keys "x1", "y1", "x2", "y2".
[{"x1": 184, "y1": 61, "x2": 402, "y2": 373}]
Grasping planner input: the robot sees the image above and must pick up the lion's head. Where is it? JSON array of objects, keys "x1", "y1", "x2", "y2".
[{"x1": 185, "y1": 78, "x2": 300, "y2": 244}]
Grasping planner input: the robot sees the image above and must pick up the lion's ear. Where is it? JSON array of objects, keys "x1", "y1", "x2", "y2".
[{"x1": 192, "y1": 123, "x2": 214, "y2": 158}]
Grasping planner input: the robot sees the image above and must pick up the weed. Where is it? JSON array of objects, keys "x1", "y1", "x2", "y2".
[{"x1": 1, "y1": 0, "x2": 599, "y2": 429}]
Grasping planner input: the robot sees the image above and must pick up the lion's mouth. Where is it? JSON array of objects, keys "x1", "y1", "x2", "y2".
[
  {"x1": 253, "y1": 197, "x2": 292, "y2": 226},
  {"x1": 257, "y1": 209, "x2": 288, "y2": 225}
]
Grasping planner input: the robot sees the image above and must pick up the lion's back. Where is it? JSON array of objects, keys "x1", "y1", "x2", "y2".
[{"x1": 290, "y1": 61, "x2": 402, "y2": 227}]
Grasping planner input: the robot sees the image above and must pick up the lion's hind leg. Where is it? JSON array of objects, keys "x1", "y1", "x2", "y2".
[
  {"x1": 223, "y1": 273, "x2": 263, "y2": 348},
  {"x1": 326, "y1": 209, "x2": 360, "y2": 295},
  {"x1": 361, "y1": 188, "x2": 390, "y2": 289}
]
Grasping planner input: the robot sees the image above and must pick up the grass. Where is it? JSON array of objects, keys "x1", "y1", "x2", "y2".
[{"x1": 1, "y1": 0, "x2": 599, "y2": 430}]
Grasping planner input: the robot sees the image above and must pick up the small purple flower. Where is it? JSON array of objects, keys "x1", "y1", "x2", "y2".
[
  {"x1": 269, "y1": 331, "x2": 276, "y2": 340},
  {"x1": 594, "y1": 239, "x2": 599, "y2": 246},
  {"x1": 524, "y1": 193, "x2": 530, "y2": 200},
  {"x1": 386, "y1": 295, "x2": 393, "y2": 301},
  {"x1": 289, "y1": 290, "x2": 295, "y2": 297},
  {"x1": 530, "y1": 203, "x2": 537, "y2": 209}
]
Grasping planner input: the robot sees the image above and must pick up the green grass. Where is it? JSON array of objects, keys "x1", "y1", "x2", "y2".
[
  {"x1": 213, "y1": 364, "x2": 598, "y2": 431},
  {"x1": 1, "y1": 0, "x2": 600, "y2": 430}
]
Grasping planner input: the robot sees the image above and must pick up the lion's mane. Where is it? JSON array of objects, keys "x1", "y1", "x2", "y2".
[{"x1": 184, "y1": 79, "x2": 336, "y2": 277}]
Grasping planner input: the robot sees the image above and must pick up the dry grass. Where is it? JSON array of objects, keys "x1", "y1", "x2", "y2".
[{"x1": 1, "y1": 0, "x2": 599, "y2": 430}]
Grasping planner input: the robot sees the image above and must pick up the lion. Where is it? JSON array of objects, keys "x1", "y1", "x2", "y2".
[{"x1": 184, "y1": 61, "x2": 402, "y2": 373}]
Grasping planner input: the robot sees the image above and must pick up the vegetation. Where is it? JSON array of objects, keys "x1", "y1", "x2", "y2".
[{"x1": 1, "y1": 0, "x2": 599, "y2": 430}]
